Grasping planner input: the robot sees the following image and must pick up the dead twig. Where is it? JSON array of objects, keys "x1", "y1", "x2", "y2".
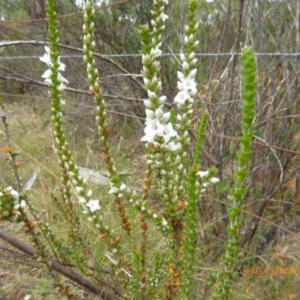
[{"x1": 0, "y1": 229, "x2": 119, "y2": 300}]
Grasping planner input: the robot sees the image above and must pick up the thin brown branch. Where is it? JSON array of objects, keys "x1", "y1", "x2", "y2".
[{"x1": 0, "y1": 229, "x2": 118, "y2": 300}]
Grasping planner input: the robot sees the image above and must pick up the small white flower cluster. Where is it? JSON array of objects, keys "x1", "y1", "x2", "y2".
[
  {"x1": 76, "y1": 186, "x2": 101, "y2": 213},
  {"x1": 197, "y1": 170, "x2": 220, "y2": 193},
  {"x1": 151, "y1": 0, "x2": 169, "y2": 44},
  {"x1": 174, "y1": 54, "x2": 198, "y2": 108},
  {"x1": 108, "y1": 182, "x2": 128, "y2": 196},
  {"x1": 83, "y1": 0, "x2": 95, "y2": 20},
  {"x1": 1, "y1": 186, "x2": 26, "y2": 210},
  {"x1": 141, "y1": 3, "x2": 180, "y2": 151},
  {"x1": 109, "y1": 183, "x2": 146, "y2": 210},
  {"x1": 39, "y1": 46, "x2": 68, "y2": 93},
  {"x1": 108, "y1": 183, "x2": 168, "y2": 229},
  {"x1": 141, "y1": 107, "x2": 180, "y2": 151}
]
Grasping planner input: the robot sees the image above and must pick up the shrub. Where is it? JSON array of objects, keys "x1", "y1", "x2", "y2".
[{"x1": 0, "y1": 0, "x2": 257, "y2": 299}]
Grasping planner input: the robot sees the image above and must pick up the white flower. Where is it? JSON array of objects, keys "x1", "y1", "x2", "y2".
[
  {"x1": 78, "y1": 197, "x2": 86, "y2": 204},
  {"x1": 145, "y1": 109, "x2": 155, "y2": 121},
  {"x1": 180, "y1": 53, "x2": 186, "y2": 61},
  {"x1": 165, "y1": 140, "x2": 180, "y2": 152},
  {"x1": 10, "y1": 189, "x2": 19, "y2": 199},
  {"x1": 4, "y1": 186, "x2": 19, "y2": 199},
  {"x1": 154, "y1": 108, "x2": 164, "y2": 119},
  {"x1": 58, "y1": 83, "x2": 67, "y2": 92},
  {"x1": 158, "y1": 96, "x2": 167, "y2": 105},
  {"x1": 85, "y1": 200, "x2": 101, "y2": 212},
  {"x1": 191, "y1": 58, "x2": 198, "y2": 65},
  {"x1": 144, "y1": 99, "x2": 153, "y2": 108},
  {"x1": 147, "y1": 90, "x2": 156, "y2": 100},
  {"x1": 159, "y1": 122, "x2": 178, "y2": 143},
  {"x1": 120, "y1": 183, "x2": 126, "y2": 191},
  {"x1": 189, "y1": 68, "x2": 197, "y2": 78},
  {"x1": 141, "y1": 118, "x2": 165, "y2": 143},
  {"x1": 177, "y1": 69, "x2": 197, "y2": 96},
  {"x1": 40, "y1": 46, "x2": 68, "y2": 89},
  {"x1": 150, "y1": 46, "x2": 162, "y2": 58},
  {"x1": 76, "y1": 186, "x2": 84, "y2": 193},
  {"x1": 57, "y1": 59, "x2": 66, "y2": 72},
  {"x1": 108, "y1": 186, "x2": 119, "y2": 194},
  {"x1": 160, "y1": 12, "x2": 169, "y2": 22},
  {"x1": 178, "y1": 76, "x2": 197, "y2": 93},
  {"x1": 58, "y1": 73, "x2": 69, "y2": 84},
  {"x1": 210, "y1": 177, "x2": 220, "y2": 184},
  {"x1": 177, "y1": 71, "x2": 185, "y2": 81},
  {"x1": 14, "y1": 200, "x2": 26, "y2": 210},
  {"x1": 189, "y1": 52, "x2": 195, "y2": 59},
  {"x1": 161, "y1": 112, "x2": 170, "y2": 123},
  {"x1": 39, "y1": 46, "x2": 51, "y2": 65},
  {"x1": 182, "y1": 61, "x2": 189, "y2": 70},
  {"x1": 87, "y1": 190, "x2": 93, "y2": 197},
  {"x1": 42, "y1": 69, "x2": 52, "y2": 81},
  {"x1": 174, "y1": 90, "x2": 190, "y2": 105},
  {"x1": 142, "y1": 54, "x2": 151, "y2": 65},
  {"x1": 197, "y1": 171, "x2": 209, "y2": 178},
  {"x1": 40, "y1": 53, "x2": 51, "y2": 66}
]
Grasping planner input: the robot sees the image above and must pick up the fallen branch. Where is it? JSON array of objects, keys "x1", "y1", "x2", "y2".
[{"x1": 0, "y1": 229, "x2": 118, "y2": 300}]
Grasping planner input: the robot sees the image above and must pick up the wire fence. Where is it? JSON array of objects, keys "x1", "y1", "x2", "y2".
[{"x1": 0, "y1": 52, "x2": 300, "y2": 60}]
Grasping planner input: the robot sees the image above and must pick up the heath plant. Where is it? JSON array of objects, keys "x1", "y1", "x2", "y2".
[{"x1": 0, "y1": 0, "x2": 257, "y2": 299}]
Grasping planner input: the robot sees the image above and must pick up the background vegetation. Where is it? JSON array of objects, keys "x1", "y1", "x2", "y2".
[{"x1": 1, "y1": 0, "x2": 300, "y2": 299}]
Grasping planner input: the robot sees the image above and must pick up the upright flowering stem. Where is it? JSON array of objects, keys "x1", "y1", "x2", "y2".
[
  {"x1": 82, "y1": 1, "x2": 158, "y2": 288},
  {"x1": 43, "y1": 0, "x2": 89, "y2": 272},
  {"x1": 140, "y1": 1, "x2": 219, "y2": 298},
  {"x1": 174, "y1": 0, "x2": 199, "y2": 192},
  {"x1": 214, "y1": 47, "x2": 256, "y2": 299},
  {"x1": 168, "y1": 6, "x2": 200, "y2": 292},
  {"x1": 82, "y1": 0, "x2": 116, "y2": 178},
  {"x1": 140, "y1": 1, "x2": 189, "y2": 297},
  {"x1": 179, "y1": 113, "x2": 209, "y2": 298},
  {"x1": 81, "y1": 1, "x2": 132, "y2": 280}
]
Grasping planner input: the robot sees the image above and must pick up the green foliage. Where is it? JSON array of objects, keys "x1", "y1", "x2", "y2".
[
  {"x1": 213, "y1": 46, "x2": 257, "y2": 300},
  {"x1": 2, "y1": 1, "x2": 300, "y2": 300}
]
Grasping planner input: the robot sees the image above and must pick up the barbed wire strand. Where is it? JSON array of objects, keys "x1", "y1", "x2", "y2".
[{"x1": 0, "y1": 52, "x2": 299, "y2": 60}]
